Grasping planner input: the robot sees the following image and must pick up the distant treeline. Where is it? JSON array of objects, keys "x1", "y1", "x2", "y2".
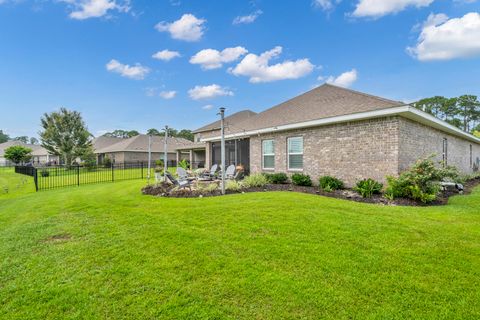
[
  {"x1": 413, "y1": 95, "x2": 480, "y2": 135},
  {"x1": 0, "y1": 130, "x2": 39, "y2": 145},
  {"x1": 103, "y1": 128, "x2": 194, "y2": 142}
]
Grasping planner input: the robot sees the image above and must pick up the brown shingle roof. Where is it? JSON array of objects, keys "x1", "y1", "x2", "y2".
[
  {"x1": 226, "y1": 84, "x2": 404, "y2": 134},
  {"x1": 0, "y1": 141, "x2": 47, "y2": 156},
  {"x1": 92, "y1": 136, "x2": 124, "y2": 151},
  {"x1": 94, "y1": 134, "x2": 191, "y2": 154},
  {"x1": 193, "y1": 110, "x2": 257, "y2": 133}
]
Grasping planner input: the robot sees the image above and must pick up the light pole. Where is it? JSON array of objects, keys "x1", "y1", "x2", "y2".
[
  {"x1": 163, "y1": 125, "x2": 168, "y2": 182},
  {"x1": 219, "y1": 107, "x2": 226, "y2": 195}
]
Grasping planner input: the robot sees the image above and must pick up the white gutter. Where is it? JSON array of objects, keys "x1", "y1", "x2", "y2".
[{"x1": 201, "y1": 105, "x2": 480, "y2": 144}]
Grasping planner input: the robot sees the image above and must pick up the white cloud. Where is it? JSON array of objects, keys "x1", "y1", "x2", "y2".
[
  {"x1": 233, "y1": 10, "x2": 263, "y2": 25},
  {"x1": 324, "y1": 69, "x2": 358, "y2": 88},
  {"x1": 106, "y1": 59, "x2": 150, "y2": 80},
  {"x1": 145, "y1": 87, "x2": 157, "y2": 97},
  {"x1": 159, "y1": 90, "x2": 177, "y2": 99},
  {"x1": 352, "y1": 0, "x2": 434, "y2": 18},
  {"x1": 188, "y1": 84, "x2": 233, "y2": 100},
  {"x1": 202, "y1": 104, "x2": 214, "y2": 110},
  {"x1": 63, "y1": 0, "x2": 130, "y2": 20},
  {"x1": 190, "y1": 47, "x2": 248, "y2": 70},
  {"x1": 313, "y1": 0, "x2": 341, "y2": 11},
  {"x1": 152, "y1": 49, "x2": 181, "y2": 61},
  {"x1": 229, "y1": 46, "x2": 314, "y2": 83},
  {"x1": 408, "y1": 12, "x2": 480, "y2": 61},
  {"x1": 155, "y1": 14, "x2": 206, "y2": 42}
]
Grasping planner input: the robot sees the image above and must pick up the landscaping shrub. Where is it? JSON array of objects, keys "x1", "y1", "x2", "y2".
[
  {"x1": 291, "y1": 173, "x2": 312, "y2": 187},
  {"x1": 354, "y1": 178, "x2": 383, "y2": 198},
  {"x1": 226, "y1": 180, "x2": 243, "y2": 192},
  {"x1": 319, "y1": 176, "x2": 344, "y2": 191},
  {"x1": 103, "y1": 156, "x2": 112, "y2": 168},
  {"x1": 384, "y1": 155, "x2": 461, "y2": 203},
  {"x1": 243, "y1": 174, "x2": 268, "y2": 188},
  {"x1": 264, "y1": 173, "x2": 288, "y2": 184},
  {"x1": 205, "y1": 183, "x2": 219, "y2": 192},
  {"x1": 178, "y1": 159, "x2": 189, "y2": 170}
]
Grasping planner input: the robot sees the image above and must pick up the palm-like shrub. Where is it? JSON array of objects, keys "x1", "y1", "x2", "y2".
[
  {"x1": 319, "y1": 176, "x2": 344, "y2": 191},
  {"x1": 243, "y1": 174, "x2": 268, "y2": 188},
  {"x1": 354, "y1": 179, "x2": 383, "y2": 198}
]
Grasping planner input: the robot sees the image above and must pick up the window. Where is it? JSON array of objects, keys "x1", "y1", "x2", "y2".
[
  {"x1": 262, "y1": 140, "x2": 275, "y2": 170},
  {"x1": 288, "y1": 137, "x2": 303, "y2": 170},
  {"x1": 470, "y1": 145, "x2": 473, "y2": 168},
  {"x1": 442, "y1": 138, "x2": 448, "y2": 166}
]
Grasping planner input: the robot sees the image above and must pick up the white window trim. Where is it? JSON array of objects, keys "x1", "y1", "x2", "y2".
[
  {"x1": 287, "y1": 136, "x2": 304, "y2": 171},
  {"x1": 262, "y1": 139, "x2": 275, "y2": 170}
]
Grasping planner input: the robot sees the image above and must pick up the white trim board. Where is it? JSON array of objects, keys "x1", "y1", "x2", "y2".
[{"x1": 200, "y1": 105, "x2": 480, "y2": 144}]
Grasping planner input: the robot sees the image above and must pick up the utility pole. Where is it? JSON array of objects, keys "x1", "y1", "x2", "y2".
[
  {"x1": 219, "y1": 107, "x2": 226, "y2": 195},
  {"x1": 163, "y1": 125, "x2": 168, "y2": 182},
  {"x1": 147, "y1": 134, "x2": 152, "y2": 182}
]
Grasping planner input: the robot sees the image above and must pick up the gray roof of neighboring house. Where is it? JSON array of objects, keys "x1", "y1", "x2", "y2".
[
  {"x1": 92, "y1": 136, "x2": 124, "y2": 151},
  {"x1": 94, "y1": 134, "x2": 192, "y2": 154},
  {"x1": 192, "y1": 110, "x2": 257, "y2": 133},
  {"x1": 0, "y1": 141, "x2": 48, "y2": 157},
  {"x1": 225, "y1": 84, "x2": 404, "y2": 134}
]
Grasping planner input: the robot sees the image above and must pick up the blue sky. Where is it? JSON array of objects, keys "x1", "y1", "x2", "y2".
[{"x1": 1, "y1": 0, "x2": 479, "y2": 138}]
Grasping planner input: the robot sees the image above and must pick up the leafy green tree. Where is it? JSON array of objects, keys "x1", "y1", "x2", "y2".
[
  {"x1": 166, "y1": 128, "x2": 178, "y2": 137},
  {"x1": 146, "y1": 128, "x2": 162, "y2": 136},
  {"x1": 4, "y1": 145, "x2": 32, "y2": 164},
  {"x1": 29, "y1": 137, "x2": 39, "y2": 145},
  {"x1": 177, "y1": 129, "x2": 194, "y2": 141},
  {"x1": 81, "y1": 147, "x2": 97, "y2": 170},
  {"x1": 457, "y1": 95, "x2": 480, "y2": 132},
  {"x1": 104, "y1": 130, "x2": 139, "y2": 138},
  {"x1": 13, "y1": 136, "x2": 29, "y2": 144},
  {"x1": 0, "y1": 130, "x2": 9, "y2": 143},
  {"x1": 40, "y1": 108, "x2": 92, "y2": 166}
]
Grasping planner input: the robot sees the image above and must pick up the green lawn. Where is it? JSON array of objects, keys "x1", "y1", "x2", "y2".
[{"x1": 1, "y1": 170, "x2": 480, "y2": 319}]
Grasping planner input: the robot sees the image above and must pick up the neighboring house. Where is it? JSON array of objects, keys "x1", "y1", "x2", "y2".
[
  {"x1": 94, "y1": 134, "x2": 192, "y2": 164},
  {"x1": 189, "y1": 84, "x2": 480, "y2": 186},
  {"x1": 0, "y1": 140, "x2": 60, "y2": 165}
]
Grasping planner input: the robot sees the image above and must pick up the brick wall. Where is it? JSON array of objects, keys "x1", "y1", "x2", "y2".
[
  {"x1": 250, "y1": 117, "x2": 401, "y2": 187},
  {"x1": 398, "y1": 118, "x2": 480, "y2": 173}
]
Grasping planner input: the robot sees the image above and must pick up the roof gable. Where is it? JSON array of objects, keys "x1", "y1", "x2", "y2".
[
  {"x1": 227, "y1": 84, "x2": 404, "y2": 134},
  {"x1": 193, "y1": 110, "x2": 257, "y2": 133}
]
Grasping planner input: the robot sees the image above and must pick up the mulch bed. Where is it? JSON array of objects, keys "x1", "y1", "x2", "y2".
[{"x1": 142, "y1": 177, "x2": 480, "y2": 206}]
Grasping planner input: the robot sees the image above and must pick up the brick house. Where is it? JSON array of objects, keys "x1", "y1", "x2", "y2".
[{"x1": 187, "y1": 84, "x2": 480, "y2": 186}]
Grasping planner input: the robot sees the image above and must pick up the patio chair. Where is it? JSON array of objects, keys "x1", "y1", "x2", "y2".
[
  {"x1": 165, "y1": 171, "x2": 192, "y2": 190},
  {"x1": 225, "y1": 164, "x2": 236, "y2": 179},
  {"x1": 177, "y1": 166, "x2": 196, "y2": 182},
  {"x1": 199, "y1": 164, "x2": 218, "y2": 181}
]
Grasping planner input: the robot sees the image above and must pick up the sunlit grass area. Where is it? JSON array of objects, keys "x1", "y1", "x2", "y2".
[{"x1": 1, "y1": 170, "x2": 480, "y2": 319}]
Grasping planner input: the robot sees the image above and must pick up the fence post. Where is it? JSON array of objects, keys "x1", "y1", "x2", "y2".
[
  {"x1": 111, "y1": 163, "x2": 114, "y2": 182},
  {"x1": 34, "y1": 168, "x2": 39, "y2": 192},
  {"x1": 141, "y1": 162, "x2": 144, "y2": 179},
  {"x1": 77, "y1": 164, "x2": 80, "y2": 186}
]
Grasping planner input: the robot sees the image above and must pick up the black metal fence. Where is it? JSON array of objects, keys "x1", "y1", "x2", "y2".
[{"x1": 14, "y1": 161, "x2": 178, "y2": 191}]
